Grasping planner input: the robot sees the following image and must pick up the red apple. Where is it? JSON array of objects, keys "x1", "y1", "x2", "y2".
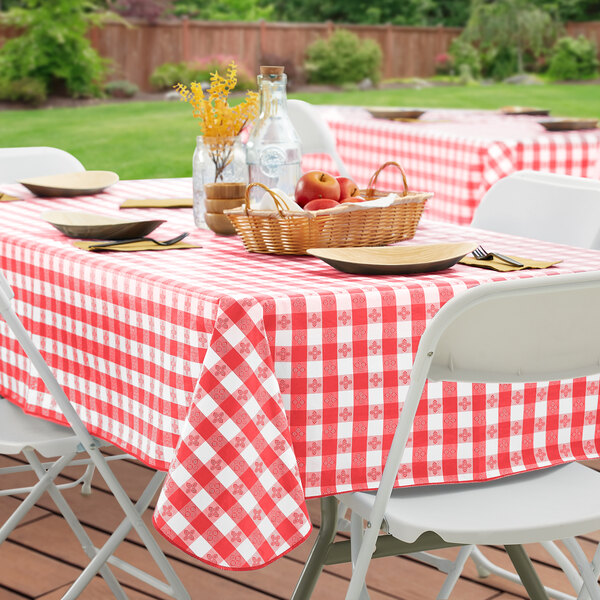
[
  {"x1": 337, "y1": 176, "x2": 359, "y2": 200},
  {"x1": 295, "y1": 171, "x2": 340, "y2": 207},
  {"x1": 340, "y1": 196, "x2": 366, "y2": 203},
  {"x1": 303, "y1": 198, "x2": 340, "y2": 211}
]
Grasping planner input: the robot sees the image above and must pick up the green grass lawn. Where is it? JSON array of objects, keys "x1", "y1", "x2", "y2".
[{"x1": 1, "y1": 83, "x2": 599, "y2": 180}]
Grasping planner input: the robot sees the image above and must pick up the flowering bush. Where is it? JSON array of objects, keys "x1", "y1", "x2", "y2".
[
  {"x1": 434, "y1": 52, "x2": 454, "y2": 75},
  {"x1": 175, "y1": 62, "x2": 259, "y2": 181}
]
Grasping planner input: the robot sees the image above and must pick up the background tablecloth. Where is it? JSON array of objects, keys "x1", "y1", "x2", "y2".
[{"x1": 301, "y1": 107, "x2": 600, "y2": 225}]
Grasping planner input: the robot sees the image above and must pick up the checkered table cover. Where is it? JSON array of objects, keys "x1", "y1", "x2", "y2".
[
  {"x1": 1, "y1": 178, "x2": 600, "y2": 571},
  {"x1": 301, "y1": 107, "x2": 600, "y2": 225}
]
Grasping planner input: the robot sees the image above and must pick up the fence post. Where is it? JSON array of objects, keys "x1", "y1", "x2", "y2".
[
  {"x1": 326, "y1": 20, "x2": 334, "y2": 36},
  {"x1": 385, "y1": 23, "x2": 393, "y2": 80},
  {"x1": 182, "y1": 17, "x2": 190, "y2": 62},
  {"x1": 259, "y1": 18, "x2": 267, "y2": 58}
]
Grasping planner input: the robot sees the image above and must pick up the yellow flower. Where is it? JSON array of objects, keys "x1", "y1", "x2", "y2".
[{"x1": 175, "y1": 62, "x2": 258, "y2": 139}]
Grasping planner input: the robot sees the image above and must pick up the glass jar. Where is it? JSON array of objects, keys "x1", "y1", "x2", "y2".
[
  {"x1": 246, "y1": 66, "x2": 302, "y2": 200},
  {"x1": 192, "y1": 135, "x2": 247, "y2": 228}
]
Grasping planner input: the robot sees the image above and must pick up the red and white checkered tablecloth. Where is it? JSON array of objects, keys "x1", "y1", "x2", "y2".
[
  {"x1": 301, "y1": 107, "x2": 600, "y2": 225},
  {"x1": 2, "y1": 178, "x2": 600, "y2": 571}
]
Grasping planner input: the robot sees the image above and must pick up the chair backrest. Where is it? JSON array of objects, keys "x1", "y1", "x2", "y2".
[
  {"x1": 287, "y1": 99, "x2": 350, "y2": 177},
  {"x1": 0, "y1": 271, "x2": 95, "y2": 448},
  {"x1": 471, "y1": 170, "x2": 600, "y2": 249},
  {"x1": 0, "y1": 146, "x2": 85, "y2": 184},
  {"x1": 369, "y1": 271, "x2": 600, "y2": 529}
]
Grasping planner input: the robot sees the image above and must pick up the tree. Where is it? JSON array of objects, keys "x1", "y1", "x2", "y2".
[
  {"x1": 107, "y1": 0, "x2": 172, "y2": 22},
  {"x1": 270, "y1": 0, "x2": 471, "y2": 25},
  {"x1": 0, "y1": 0, "x2": 109, "y2": 100},
  {"x1": 462, "y1": 0, "x2": 561, "y2": 75},
  {"x1": 172, "y1": 0, "x2": 273, "y2": 21}
]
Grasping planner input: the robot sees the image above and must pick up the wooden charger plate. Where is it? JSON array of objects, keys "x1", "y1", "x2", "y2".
[
  {"x1": 42, "y1": 210, "x2": 165, "y2": 240},
  {"x1": 20, "y1": 170, "x2": 119, "y2": 197},
  {"x1": 500, "y1": 106, "x2": 550, "y2": 116},
  {"x1": 366, "y1": 107, "x2": 426, "y2": 120},
  {"x1": 539, "y1": 118, "x2": 598, "y2": 131},
  {"x1": 307, "y1": 242, "x2": 479, "y2": 275}
]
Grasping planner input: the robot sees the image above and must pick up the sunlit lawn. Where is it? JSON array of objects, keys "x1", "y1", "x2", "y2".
[{"x1": 1, "y1": 83, "x2": 598, "y2": 180}]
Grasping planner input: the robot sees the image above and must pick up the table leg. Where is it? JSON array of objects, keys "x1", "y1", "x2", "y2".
[
  {"x1": 291, "y1": 497, "x2": 339, "y2": 600},
  {"x1": 505, "y1": 544, "x2": 550, "y2": 600}
]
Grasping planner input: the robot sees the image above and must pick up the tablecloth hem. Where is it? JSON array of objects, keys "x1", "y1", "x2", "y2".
[{"x1": 151, "y1": 512, "x2": 313, "y2": 571}]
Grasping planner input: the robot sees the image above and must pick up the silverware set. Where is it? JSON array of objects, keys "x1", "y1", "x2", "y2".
[
  {"x1": 472, "y1": 245, "x2": 524, "y2": 267},
  {"x1": 89, "y1": 232, "x2": 190, "y2": 249}
]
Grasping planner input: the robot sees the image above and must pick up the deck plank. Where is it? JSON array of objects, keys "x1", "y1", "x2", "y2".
[{"x1": 0, "y1": 539, "x2": 81, "y2": 597}]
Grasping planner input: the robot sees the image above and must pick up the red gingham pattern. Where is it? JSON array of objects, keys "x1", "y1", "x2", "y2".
[
  {"x1": 1, "y1": 178, "x2": 600, "y2": 570},
  {"x1": 301, "y1": 107, "x2": 600, "y2": 225}
]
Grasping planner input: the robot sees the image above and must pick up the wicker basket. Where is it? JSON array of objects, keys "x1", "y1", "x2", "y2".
[{"x1": 225, "y1": 161, "x2": 432, "y2": 255}]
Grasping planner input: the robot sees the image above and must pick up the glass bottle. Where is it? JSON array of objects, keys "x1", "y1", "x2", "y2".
[
  {"x1": 193, "y1": 135, "x2": 247, "y2": 228},
  {"x1": 246, "y1": 66, "x2": 302, "y2": 199}
]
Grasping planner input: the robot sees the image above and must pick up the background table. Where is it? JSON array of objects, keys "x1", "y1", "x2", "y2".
[
  {"x1": 1, "y1": 178, "x2": 600, "y2": 571},
  {"x1": 301, "y1": 107, "x2": 600, "y2": 225}
]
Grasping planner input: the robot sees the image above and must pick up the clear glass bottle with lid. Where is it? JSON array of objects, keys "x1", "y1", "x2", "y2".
[{"x1": 246, "y1": 66, "x2": 302, "y2": 198}]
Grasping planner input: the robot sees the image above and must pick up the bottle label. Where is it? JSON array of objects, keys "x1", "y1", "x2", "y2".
[{"x1": 259, "y1": 146, "x2": 287, "y2": 177}]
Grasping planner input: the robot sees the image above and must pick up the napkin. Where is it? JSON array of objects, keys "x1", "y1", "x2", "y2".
[
  {"x1": 460, "y1": 255, "x2": 562, "y2": 271},
  {"x1": 120, "y1": 198, "x2": 193, "y2": 209},
  {"x1": 0, "y1": 193, "x2": 22, "y2": 202},
  {"x1": 251, "y1": 188, "x2": 304, "y2": 212},
  {"x1": 73, "y1": 240, "x2": 201, "y2": 252}
]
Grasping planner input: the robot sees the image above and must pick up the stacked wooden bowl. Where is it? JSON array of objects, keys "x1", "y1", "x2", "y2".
[{"x1": 204, "y1": 182, "x2": 246, "y2": 235}]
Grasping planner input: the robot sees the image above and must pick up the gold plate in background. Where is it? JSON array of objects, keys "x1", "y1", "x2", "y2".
[
  {"x1": 539, "y1": 118, "x2": 598, "y2": 131},
  {"x1": 366, "y1": 107, "x2": 426, "y2": 120},
  {"x1": 500, "y1": 106, "x2": 550, "y2": 116},
  {"x1": 20, "y1": 171, "x2": 119, "y2": 197}
]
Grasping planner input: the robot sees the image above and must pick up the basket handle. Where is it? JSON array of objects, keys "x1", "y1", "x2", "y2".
[
  {"x1": 244, "y1": 182, "x2": 289, "y2": 216},
  {"x1": 364, "y1": 161, "x2": 409, "y2": 198}
]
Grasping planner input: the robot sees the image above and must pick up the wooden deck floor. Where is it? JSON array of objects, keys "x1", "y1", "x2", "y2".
[{"x1": 2, "y1": 452, "x2": 599, "y2": 600}]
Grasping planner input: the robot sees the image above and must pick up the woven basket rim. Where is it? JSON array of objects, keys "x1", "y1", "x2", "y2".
[{"x1": 224, "y1": 190, "x2": 433, "y2": 218}]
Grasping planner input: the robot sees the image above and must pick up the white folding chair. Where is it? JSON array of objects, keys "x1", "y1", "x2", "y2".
[
  {"x1": 0, "y1": 146, "x2": 85, "y2": 183},
  {"x1": 0, "y1": 271, "x2": 189, "y2": 600},
  {"x1": 287, "y1": 99, "x2": 351, "y2": 177},
  {"x1": 293, "y1": 271, "x2": 600, "y2": 600},
  {"x1": 471, "y1": 170, "x2": 600, "y2": 249}
]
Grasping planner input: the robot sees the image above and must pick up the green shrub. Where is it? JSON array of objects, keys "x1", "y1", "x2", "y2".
[
  {"x1": 104, "y1": 79, "x2": 139, "y2": 98},
  {"x1": 0, "y1": 0, "x2": 109, "y2": 99},
  {"x1": 449, "y1": 38, "x2": 482, "y2": 80},
  {"x1": 547, "y1": 35, "x2": 599, "y2": 80},
  {"x1": 304, "y1": 30, "x2": 383, "y2": 86},
  {"x1": 482, "y1": 46, "x2": 519, "y2": 81},
  {"x1": 0, "y1": 77, "x2": 47, "y2": 106},
  {"x1": 150, "y1": 57, "x2": 255, "y2": 91},
  {"x1": 150, "y1": 62, "x2": 191, "y2": 90}
]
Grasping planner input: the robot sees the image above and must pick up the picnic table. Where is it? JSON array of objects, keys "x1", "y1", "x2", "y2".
[
  {"x1": 1, "y1": 178, "x2": 600, "y2": 572},
  {"x1": 301, "y1": 107, "x2": 600, "y2": 225}
]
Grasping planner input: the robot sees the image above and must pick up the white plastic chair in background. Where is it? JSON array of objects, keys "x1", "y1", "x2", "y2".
[
  {"x1": 293, "y1": 272, "x2": 600, "y2": 600},
  {"x1": 0, "y1": 146, "x2": 85, "y2": 183},
  {"x1": 0, "y1": 271, "x2": 189, "y2": 600},
  {"x1": 287, "y1": 99, "x2": 351, "y2": 177},
  {"x1": 471, "y1": 170, "x2": 600, "y2": 249}
]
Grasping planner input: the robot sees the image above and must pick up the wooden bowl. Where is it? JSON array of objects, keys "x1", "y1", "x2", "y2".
[
  {"x1": 204, "y1": 182, "x2": 247, "y2": 199},
  {"x1": 205, "y1": 212, "x2": 237, "y2": 235},
  {"x1": 205, "y1": 197, "x2": 245, "y2": 213}
]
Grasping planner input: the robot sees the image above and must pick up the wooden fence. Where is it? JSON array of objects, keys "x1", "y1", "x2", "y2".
[
  {"x1": 88, "y1": 19, "x2": 462, "y2": 91},
  {"x1": 2, "y1": 19, "x2": 600, "y2": 93}
]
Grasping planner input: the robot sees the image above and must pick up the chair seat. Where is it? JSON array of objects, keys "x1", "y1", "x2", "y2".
[
  {"x1": 337, "y1": 463, "x2": 600, "y2": 545},
  {"x1": 0, "y1": 398, "x2": 79, "y2": 457}
]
